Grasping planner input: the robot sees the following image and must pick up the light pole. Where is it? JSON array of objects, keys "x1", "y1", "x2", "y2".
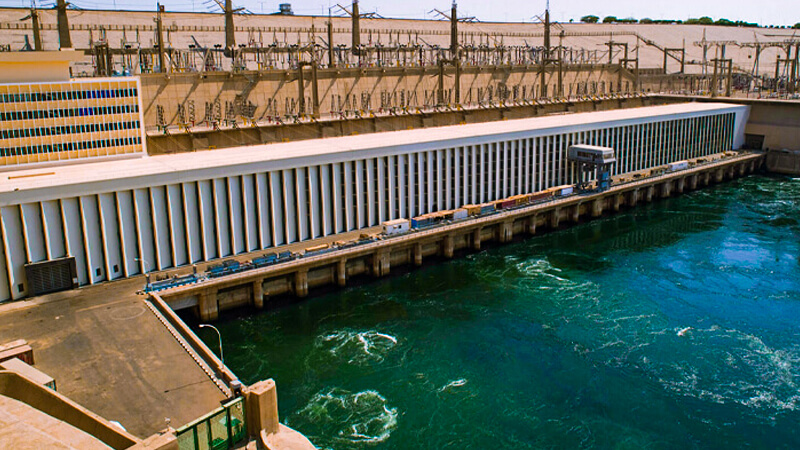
[
  {"x1": 199, "y1": 324, "x2": 224, "y2": 365},
  {"x1": 135, "y1": 257, "x2": 151, "y2": 290}
]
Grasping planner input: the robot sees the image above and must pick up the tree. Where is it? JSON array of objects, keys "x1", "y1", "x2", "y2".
[
  {"x1": 639, "y1": 18, "x2": 654, "y2": 24},
  {"x1": 715, "y1": 18, "x2": 734, "y2": 26},
  {"x1": 686, "y1": 16, "x2": 714, "y2": 25},
  {"x1": 794, "y1": 23, "x2": 800, "y2": 29},
  {"x1": 581, "y1": 15, "x2": 599, "y2": 23},
  {"x1": 602, "y1": 16, "x2": 618, "y2": 23}
]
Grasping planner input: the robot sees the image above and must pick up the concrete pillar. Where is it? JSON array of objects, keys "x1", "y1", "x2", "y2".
[
  {"x1": 337, "y1": 259, "x2": 347, "y2": 287},
  {"x1": 613, "y1": 195, "x2": 622, "y2": 212},
  {"x1": 571, "y1": 203, "x2": 581, "y2": 222},
  {"x1": 660, "y1": 182, "x2": 671, "y2": 198},
  {"x1": 629, "y1": 189, "x2": 638, "y2": 206},
  {"x1": 253, "y1": 280, "x2": 264, "y2": 309},
  {"x1": 527, "y1": 215, "x2": 537, "y2": 235},
  {"x1": 413, "y1": 243, "x2": 423, "y2": 266},
  {"x1": 498, "y1": 220, "x2": 513, "y2": 243},
  {"x1": 689, "y1": 174, "x2": 698, "y2": 190},
  {"x1": 245, "y1": 379, "x2": 280, "y2": 437},
  {"x1": 591, "y1": 199, "x2": 603, "y2": 217},
  {"x1": 198, "y1": 289, "x2": 218, "y2": 322},
  {"x1": 738, "y1": 163, "x2": 746, "y2": 176},
  {"x1": 550, "y1": 208, "x2": 560, "y2": 228},
  {"x1": 442, "y1": 234, "x2": 454, "y2": 258},
  {"x1": 294, "y1": 270, "x2": 309, "y2": 297},
  {"x1": 676, "y1": 177, "x2": 685, "y2": 193},
  {"x1": 372, "y1": 251, "x2": 390, "y2": 277},
  {"x1": 715, "y1": 169, "x2": 724, "y2": 183},
  {"x1": 472, "y1": 228, "x2": 482, "y2": 250},
  {"x1": 703, "y1": 172, "x2": 711, "y2": 185},
  {"x1": 645, "y1": 186, "x2": 654, "y2": 202}
]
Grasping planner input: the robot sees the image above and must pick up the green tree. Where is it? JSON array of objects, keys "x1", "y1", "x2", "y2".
[
  {"x1": 794, "y1": 23, "x2": 800, "y2": 29},
  {"x1": 581, "y1": 15, "x2": 599, "y2": 23},
  {"x1": 602, "y1": 16, "x2": 618, "y2": 23},
  {"x1": 639, "y1": 18, "x2": 654, "y2": 24},
  {"x1": 686, "y1": 16, "x2": 714, "y2": 25},
  {"x1": 715, "y1": 18, "x2": 734, "y2": 26}
]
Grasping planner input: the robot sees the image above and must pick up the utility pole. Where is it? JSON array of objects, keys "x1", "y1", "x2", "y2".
[
  {"x1": 155, "y1": 4, "x2": 166, "y2": 73},
  {"x1": 726, "y1": 59, "x2": 733, "y2": 97},
  {"x1": 543, "y1": 0, "x2": 550, "y2": 60},
  {"x1": 540, "y1": 0, "x2": 551, "y2": 98},
  {"x1": 450, "y1": 0, "x2": 458, "y2": 59},
  {"x1": 434, "y1": 2, "x2": 461, "y2": 106},
  {"x1": 327, "y1": 13, "x2": 335, "y2": 68},
  {"x1": 710, "y1": 57, "x2": 719, "y2": 97},
  {"x1": 352, "y1": 0, "x2": 360, "y2": 56},
  {"x1": 21, "y1": 6, "x2": 43, "y2": 51},
  {"x1": 56, "y1": 0, "x2": 72, "y2": 49},
  {"x1": 557, "y1": 30, "x2": 564, "y2": 96},
  {"x1": 224, "y1": 0, "x2": 235, "y2": 54}
]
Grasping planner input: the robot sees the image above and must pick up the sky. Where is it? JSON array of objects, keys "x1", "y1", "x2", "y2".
[{"x1": 2, "y1": 0, "x2": 798, "y2": 27}]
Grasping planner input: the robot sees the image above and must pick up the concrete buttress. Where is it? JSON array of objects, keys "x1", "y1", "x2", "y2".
[{"x1": 294, "y1": 270, "x2": 309, "y2": 297}]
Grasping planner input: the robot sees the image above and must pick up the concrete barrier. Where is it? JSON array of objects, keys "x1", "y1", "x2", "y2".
[{"x1": 0, "y1": 370, "x2": 140, "y2": 449}]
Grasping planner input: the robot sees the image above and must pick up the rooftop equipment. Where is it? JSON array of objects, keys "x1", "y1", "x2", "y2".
[{"x1": 568, "y1": 144, "x2": 616, "y2": 191}]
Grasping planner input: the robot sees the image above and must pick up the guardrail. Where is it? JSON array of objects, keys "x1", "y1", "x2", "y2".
[{"x1": 175, "y1": 397, "x2": 246, "y2": 450}]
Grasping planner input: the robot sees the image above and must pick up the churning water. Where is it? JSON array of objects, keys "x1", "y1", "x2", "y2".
[{"x1": 197, "y1": 175, "x2": 800, "y2": 449}]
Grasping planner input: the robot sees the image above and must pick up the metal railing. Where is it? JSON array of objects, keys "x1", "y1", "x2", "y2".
[{"x1": 176, "y1": 397, "x2": 246, "y2": 450}]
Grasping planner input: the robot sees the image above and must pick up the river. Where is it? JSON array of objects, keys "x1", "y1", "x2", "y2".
[{"x1": 195, "y1": 175, "x2": 800, "y2": 449}]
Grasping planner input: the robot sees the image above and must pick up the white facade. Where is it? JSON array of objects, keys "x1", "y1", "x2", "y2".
[{"x1": 0, "y1": 103, "x2": 749, "y2": 301}]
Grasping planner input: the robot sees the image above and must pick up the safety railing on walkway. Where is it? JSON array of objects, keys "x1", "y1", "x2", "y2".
[{"x1": 176, "y1": 397, "x2": 246, "y2": 450}]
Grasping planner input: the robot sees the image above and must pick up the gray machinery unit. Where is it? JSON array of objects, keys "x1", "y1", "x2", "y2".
[{"x1": 568, "y1": 144, "x2": 617, "y2": 191}]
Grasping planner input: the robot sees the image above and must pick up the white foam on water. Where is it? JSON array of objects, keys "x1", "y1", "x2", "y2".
[
  {"x1": 650, "y1": 326, "x2": 800, "y2": 416},
  {"x1": 290, "y1": 387, "x2": 398, "y2": 446},
  {"x1": 314, "y1": 329, "x2": 399, "y2": 365},
  {"x1": 438, "y1": 378, "x2": 468, "y2": 392}
]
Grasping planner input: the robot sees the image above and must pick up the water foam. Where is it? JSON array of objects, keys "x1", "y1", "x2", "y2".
[
  {"x1": 438, "y1": 378, "x2": 468, "y2": 392},
  {"x1": 290, "y1": 387, "x2": 398, "y2": 447},
  {"x1": 314, "y1": 330, "x2": 398, "y2": 365},
  {"x1": 651, "y1": 326, "x2": 800, "y2": 416}
]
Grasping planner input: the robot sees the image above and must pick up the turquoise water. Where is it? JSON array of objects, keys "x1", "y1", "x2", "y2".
[{"x1": 195, "y1": 175, "x2": 800, "y2": 449}]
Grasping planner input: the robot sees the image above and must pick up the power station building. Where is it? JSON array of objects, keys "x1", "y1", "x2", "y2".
[{"x1": 0, "y1": 100, "x2": 748, "y2": 301}]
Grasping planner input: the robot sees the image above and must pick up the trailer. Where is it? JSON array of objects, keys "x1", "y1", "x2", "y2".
[
  {"x1": 479, "y1": 203, "x2": 496, "y2": 214},
  {"x1": 452, "y1": 208, "x2": 469, "y2": 220},
  {"x1": 463, "y1": 204, "x2": 482, "y2": 216},
  {"x1": 668, "y1": 160, "x2": 689, "y2": 172},
  {"x1": 382, "y1": 218, "x2": 411, "y2": 235},
  {"x1": 547, "y1": 184, "x2": 574, "y2": 197}
]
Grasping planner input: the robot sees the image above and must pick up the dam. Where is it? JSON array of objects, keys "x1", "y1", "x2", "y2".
[
  {"x1": 0, "y1": 101, "x2": 747, "y2": 302},
  {"x1": 0, "y1": 5, "x2": 799, "y2": 449}
]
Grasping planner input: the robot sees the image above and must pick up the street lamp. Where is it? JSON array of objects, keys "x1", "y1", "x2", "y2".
[
  {"x1": 199, "y1": 324, "x2": 224, "y2": 365},
  {"x1": 135, "y1": 258, "x2": 151, "y2": 290}
]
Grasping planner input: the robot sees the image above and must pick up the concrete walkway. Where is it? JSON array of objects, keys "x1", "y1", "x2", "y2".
[{"x1": 0, "y1": 278, "x2": 227, "y2": 438}]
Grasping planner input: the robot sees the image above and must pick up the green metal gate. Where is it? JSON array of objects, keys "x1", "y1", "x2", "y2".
[{"x1": 176, "y1": 397, "x2": 246, "y2": 450}]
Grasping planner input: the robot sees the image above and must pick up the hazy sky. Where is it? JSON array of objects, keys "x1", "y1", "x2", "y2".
[{"x1": 3, "y1": 0, "x2": 798, "y2": 27}]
